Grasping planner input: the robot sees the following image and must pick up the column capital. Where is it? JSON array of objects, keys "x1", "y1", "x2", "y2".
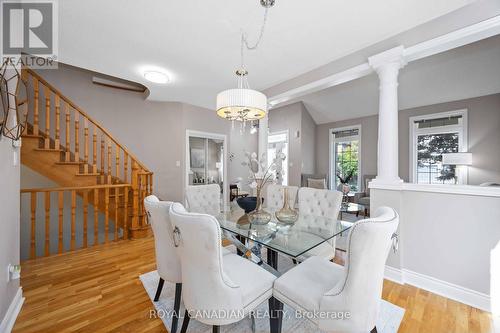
[{"x1": 368, "y1": 46, "x2": 407, "y2": 72}]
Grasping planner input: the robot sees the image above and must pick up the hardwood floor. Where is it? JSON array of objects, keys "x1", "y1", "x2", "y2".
[{"x1": 13, "y1": 237, "x2": 492, "y2": 333}]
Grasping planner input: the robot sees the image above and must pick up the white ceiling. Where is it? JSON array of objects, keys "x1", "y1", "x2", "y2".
[
  {"x1": 58, "y1": 0, "x2": 473, "y2": 110},
  {"x1": 298, "y1": 34, "x2": 500, "y2": 124}
]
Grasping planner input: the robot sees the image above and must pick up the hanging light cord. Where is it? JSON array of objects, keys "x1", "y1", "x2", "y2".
[{"x1": 239, "y1": 6, "x2": 270, "y2": 89}]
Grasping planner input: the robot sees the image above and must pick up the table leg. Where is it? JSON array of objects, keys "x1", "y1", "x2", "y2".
[
  {"x1": 222, "y1": 231, "x2": 280, "y2": 277},
  {"x1": 267, "y1": 248, "x2": 279, "y2": 270},
  {"x1": 269, "y1": 296, "x2": 283, "y2": 333},
  {"x1": 236, "y1": 235, "x2": 246, "y2": 256}
]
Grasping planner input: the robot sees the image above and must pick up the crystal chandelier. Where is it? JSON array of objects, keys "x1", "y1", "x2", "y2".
[{"x1": 216, "y1": 0, "x2": 275, "y2": 126}]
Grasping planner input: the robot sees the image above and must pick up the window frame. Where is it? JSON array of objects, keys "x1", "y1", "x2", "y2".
[
  {"x1": 329, "y1": 124, "x2": 362, "y2": 191},
  {"x1": 409, "y1": 109, "x2": 468, "y2": 185}
]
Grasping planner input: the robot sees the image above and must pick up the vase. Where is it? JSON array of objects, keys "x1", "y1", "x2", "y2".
[
  {"x1": 236, "y1": 196, "x2": 259, "y2": 214},
  {"x1": 275, "y1": 187, "x2": 299, "y2": 225},
  {"x1": 247, "y1": 187, "x2": 271, "y2": 225}
]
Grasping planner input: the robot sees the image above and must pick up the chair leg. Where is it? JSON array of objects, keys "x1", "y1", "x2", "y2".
[
  {"x1": 180, "y1": 310, "x2": 190, "y2": 333},
  {"x1": 153, "y1": 278, "x2": 165, "y2": 302},
  {"x1": 212, "y1": 325, "x2": 220, "y2": 333},
  {"x1": 268, "y1": 297, "x2": 283, "y2": 333},
  {"x1": 371, "y1": 326, "x2": 378, "y2": 333},
  {"x1": 250, "y1": 312, "x2": 256, "y2": 333},
  {"x1": 171, "y1": 283, "x2": 182, "y2": 333}
]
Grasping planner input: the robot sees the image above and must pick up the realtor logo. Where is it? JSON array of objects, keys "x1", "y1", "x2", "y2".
[{"x1": 1, "y1": 0, "x2": 57, "y2": 68}]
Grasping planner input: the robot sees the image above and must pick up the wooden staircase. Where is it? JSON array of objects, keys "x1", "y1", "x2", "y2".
[{"x1": 20, "y1": 68, "x2": 153, "y2": 259}]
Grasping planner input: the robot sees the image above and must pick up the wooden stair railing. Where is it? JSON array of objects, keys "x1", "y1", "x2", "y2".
[
  {"x1": 21, "y1": 184, "x2": 131, "y2": 259},
  {"x1": 21, "y1": 68, "x2": 153, "y2": 237}
]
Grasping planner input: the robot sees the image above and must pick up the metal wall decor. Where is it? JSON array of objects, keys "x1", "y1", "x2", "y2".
[{"x1": 0, "y1": 59, "x2": 29, "y2": 140}]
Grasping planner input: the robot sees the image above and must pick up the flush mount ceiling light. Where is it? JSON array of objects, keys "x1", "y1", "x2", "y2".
[
  {"x1": 216, "y1": 0, "x2": 276, "y2": 129},
  {"x1": 143, "y1": 70, "x2": 170, "y2": 84}
]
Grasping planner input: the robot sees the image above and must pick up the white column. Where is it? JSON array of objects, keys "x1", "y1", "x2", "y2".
[{"x1": 368, "y1": 46, "x2": 406, "y2": 185}]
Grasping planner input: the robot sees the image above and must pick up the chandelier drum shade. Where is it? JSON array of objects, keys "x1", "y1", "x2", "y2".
[
  {"x1": 216, "y1": 88, "x2": 267, "y2": 121},
  {"x1": 216, "y1": 0, "x2": 274, "y2": 123}
]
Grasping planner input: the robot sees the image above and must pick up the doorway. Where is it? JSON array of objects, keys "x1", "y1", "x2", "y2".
[{"x1": 185, "y1": 130, "x2": 228, "y2": 210}]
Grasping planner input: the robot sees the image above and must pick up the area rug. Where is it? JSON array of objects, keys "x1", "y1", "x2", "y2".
[{"x1": 140, "y1": 252, "x2": 405, "y2": 333}]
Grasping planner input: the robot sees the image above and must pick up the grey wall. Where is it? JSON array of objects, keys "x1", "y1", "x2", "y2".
[
  {"x1": 0, "y1": 137, "x2": 21, "y2": 323},
  {"x1": 301, "y1": 106, "x2": 316, "y2": 174},
  {"x1": 228, "y1": 131, "x2": 260, "y2": 192},
  {"x1": 371, "y1": 187, "x2": 500, "y2": 298},
  {"x1": 316, "y1": 93, "x2": 500, "y2": 187},
  {"x1": 269, "y1": 102, "x2": 316, "y2": 186},
  {"x1": 35, "y1": 64, "x2": 257, "y2": 202}
]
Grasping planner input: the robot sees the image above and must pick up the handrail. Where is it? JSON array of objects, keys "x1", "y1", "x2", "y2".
[
  {"x1": 25, "y1": 68, "x2": 150, "y2": 172},
  {"x1": 21, "y1": 183, "x2": 131, "y2": 193}
]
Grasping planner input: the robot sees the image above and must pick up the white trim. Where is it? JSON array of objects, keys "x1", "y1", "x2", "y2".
[
  {"x1": 404, "y1": 15, "x2": 500, "y2": 63},
  {"x1": 269, "y1": 63, "x2": 372, "y2": 107},
  {"x1": 384, "y1": 266, "x2": 491, "y2": 312},
  {"x1": 185, "y1": 130, "x2": 228, "y2": 211},
  {"x1": 0, "y1": 287, "x2": 24, "y2": 333},
  {"x1": 268, "y1": 130, "x2": 289, "y2": 186},
  {"x1": 384, "y1": 265, "x2": 404, "y2": 285},
  {"x1": 329, "y1": 125, "x2": 362, "y2": 191},
  {"x1": 370, "y1": 182, "x2": 500, "y2": 198},
  {"x1": 402, "y1": 269, "x2": 491, "y2": 312},
  {"x1": 409, "y1": 109, "x2": 468, "y2": 185},
  {"x1": 269, "y1": 15, "x2": 500, "y2": 108}
]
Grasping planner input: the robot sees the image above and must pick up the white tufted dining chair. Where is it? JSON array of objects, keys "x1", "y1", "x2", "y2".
[
  {"x1": 169, "y1": 203, "x2": 282, "y2": 333},
  {"x1": 143, "y1": 195, "x2": 183, "y2": 333},
  {"x1": 297, "y1": 187, "x2": 343, "y2": 261},
  {"x1": 266, "y1": 184, "x2": 299, "y2": 210},
  {"x1": 185, "y1": 184, "x2": 221, "y2": 216},
  {"x1": 273, "y1": 207, "x2": 399, "y2": 333}
]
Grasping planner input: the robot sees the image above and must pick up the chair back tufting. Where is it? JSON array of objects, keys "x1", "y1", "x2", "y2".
[{"x1": 186, "y1": 184, "x2": 221, "y2": 216}]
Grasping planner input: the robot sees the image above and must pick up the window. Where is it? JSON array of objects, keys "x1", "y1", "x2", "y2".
[
  {"x1": 330, "y1": 126, "x2": 361, "y2": 191},
  {"x1": 410, "y1": 110, "x2": 468, "y2": 184},
  {"x1": 268, "y1": 131, "x2": 289, "y2": 186}
]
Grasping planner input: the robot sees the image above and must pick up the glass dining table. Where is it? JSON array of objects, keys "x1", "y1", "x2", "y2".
[{"x1": 216, "y1": 210, "x2": 352, "y2": 276}]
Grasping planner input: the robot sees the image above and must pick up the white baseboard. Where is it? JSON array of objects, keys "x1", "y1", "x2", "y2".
[
  {"x1": 0, "y1": 287, "x2": 24, "y2": 333},
  {"x1": 384, "y1": 265, "x2": 491, "y2": 312},
  {"x1": 384, "y1": 265, "x2": 404, "y2": 285}
]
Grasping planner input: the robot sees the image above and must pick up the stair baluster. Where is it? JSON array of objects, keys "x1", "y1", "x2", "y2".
[
  {"x1": 65, "y1": 103, "x2": 70, "y2": 162},
  {"x1": 30, "y1": 193, "x2": 36, "y2": 259},
  {"x1": 44, "y1": 192, "x2": 50, "y2": 256},
  {"x1": 58, "y1": 191, "x2": 63, "y2": 254},
  {"x1": 74, "y1": 111, "x2": 79, "y2": 162},
  {"x1": 55, "y1": 95, "x2": 61, "y2": 150},
  {"x1": 44, "y1": 86, "x2": 50, "y2": 149},
  {"x1": 84, "y1": 119, "x2": 89, "y2": 174},
  {"x1": 33, "y1": 78, "x2": 39, "y2": 135},
  {"x1": 92, "y1": 127, "x2": 97, "y2": 174}
]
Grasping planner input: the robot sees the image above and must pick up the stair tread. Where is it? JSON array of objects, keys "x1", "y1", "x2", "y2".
[
  {"x1": 35, "y1": 148, "x2": 63, "y2": 152},
  {"x1": 55, "y1": 161, "x2": 84, "y2": 165},
  {"x1": 76, "y1": 173, "x2": 101, "y2": 176},
  {"x1": 22, "y1": 134, "x2": 43, "y2": 139}
]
